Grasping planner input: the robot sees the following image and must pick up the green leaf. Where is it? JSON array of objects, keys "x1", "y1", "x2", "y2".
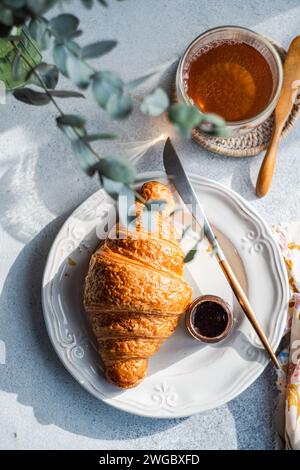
[
  {"x1": 82, "y1": 133, "x2": 118, "y2": 142},
  {"x1": 125, "y1": 71, "x2": 156, "y2": 90},
  {"x1": 202, "y1": 113, "x2": 225, "y2": 127},
  {"x1": 57, "y1": 123, "x2": 86, "y2": 141},
  {"x1": 57, "y1": 114, "x2": 86, "y2": 128},
  {"x1": 66, "y1": 54, "x2": 92, "y2": 89},
  {"x1": 53, "y1": 41, "x2": 80, "y2": 77},
  {"x1": 168, "y1": 103, "x2": 202, "y2": 137},
  {"x1": 92, "y1": 70, "x2": 123, "y2": 108},
  {"x1": 53, "y1": 43, "x2": 68, "y2": 76},
  {"x1": 50, "y1": 90, "x2": 85, "y2": 98},
  {"x1": 184, "y1": 248, "x2": 198, "y2": 263},
  {"x1": 96, "y1": 156, "x2": 136, "y2": 184},
  {"x1": 200, "y1": 113, "x2": 229, "y2": 137},
  {"x1": 81, "y1": 40, "x2": 117, "y2": 59},
  {"x1": 106, "y1": 92, "x2": 132, "y2": 119},
  {"x1": 97, "y1": 0, "x2": 108, "y2": 6},
  {"x1": 28, "y1": 18, "x2": 51, "y2": 50},
  {"x1": 49, "y1": 14, "x2": 80, "y2": 41},
  {"x1": 29, "y1": 62, "x2": 58, "y2": 89},
  {"x1": 69, "y1": 30, "x2": 83, "y2": 40},
  {"x1": 71, "y1": 139, "x2": 98, "y2": 176},
  {"x1": 12, "y1": 51, "x2": 21, "y2": 81},
  {"x1": 26, "y1": 0, "x2": 55, "y2": 15},
  {"x1": 141, "y1": 88, "x2": 169, "y2": 116},
  {"x1": 102, "y1": 176, "x2": 124, "y2": 200},
  {"x1": 6, "y1": 35, "x2": 21, "y2": 42},
  {"x1": 13, "y1": 87, "x2": 51, "y2": 105},
  {"x1": 0, "y1": 28, "x2": 41, "y2": 90}
]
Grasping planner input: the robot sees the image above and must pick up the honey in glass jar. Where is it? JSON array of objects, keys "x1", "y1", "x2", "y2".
[{"x1": 186, "y1": 40, "x2": 274, "y2": 122}]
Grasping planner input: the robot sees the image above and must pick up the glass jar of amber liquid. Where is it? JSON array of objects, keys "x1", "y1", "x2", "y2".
[{"x1": 176, "y1": 26, "x2": 283, "y2": 136}]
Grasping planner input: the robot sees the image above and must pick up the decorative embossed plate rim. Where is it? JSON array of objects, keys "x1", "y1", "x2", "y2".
[{"x1": 42, "y1": 172, "x2": 289, "y2": 418}]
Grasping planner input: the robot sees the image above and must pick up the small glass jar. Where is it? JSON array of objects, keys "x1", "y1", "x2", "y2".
[
  {"x1": 176, "y1": 26, "x2": 283, "y2": 137},
  {"x1": 185, "y1": 295, "x2": 233, "y2": 344}
]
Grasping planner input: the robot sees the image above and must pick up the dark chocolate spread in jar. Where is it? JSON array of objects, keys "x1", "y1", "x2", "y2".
[
  {"x1": 193, "y1": 301, "x2": 229, "y2": 338},
  {"x1": 185, "y1": 295, "x2": 233, "y2": 343}
]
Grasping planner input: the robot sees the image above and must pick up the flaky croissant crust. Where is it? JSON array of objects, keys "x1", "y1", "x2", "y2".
[{"x1": 84, "y1": 181, "x2": 192, "y2": 388}]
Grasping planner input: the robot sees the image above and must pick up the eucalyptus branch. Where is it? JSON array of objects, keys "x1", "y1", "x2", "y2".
[
  {"x1": 11, "y1": 40, "x2": 101, "y2": 164},
  {"x1": 0, "y1": 0, "x2": 227, "y2": 264}
]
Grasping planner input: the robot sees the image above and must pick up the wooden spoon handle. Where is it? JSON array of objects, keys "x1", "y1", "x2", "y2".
[{"x1": 256, "y1": 128, "x2": 281, "y2": 198}]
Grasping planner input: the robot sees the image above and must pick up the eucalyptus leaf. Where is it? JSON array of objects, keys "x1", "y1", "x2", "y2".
[
  {"x1": 68, "y1": 30, "x2": 83, "y2": 39},
  {"x1": 6, "y1": 35, "x2": 21, "y2": 42},
  {"x1": 66, "y1": 41, "x2": 81, "y2": 56},
  {"x1": 53, "y1": 41, "x2": 81, "y2": 77},
  {"x1": 29, "y1": 62, "x2": 58, "y2": 89},
  {"x1": 168, "y1": 103, "x2": 202, "y2": 137},
  {"x1": 96, "y1": 156, "x2": 136, "y2": 184},
  {"x1": 13, "y1": 87, "x2": 51, "y2": 105},
  {"x1": 72, "y1": 139, "x2": 98, "y2": 176},
  {"x1": 92, "y1": 70, "x2": 123, "y2": 108},
  {"x1": 184, "y1": 248, "x2": 198, "y2": 263},
  {"x1": 82, "y1": 133, "x2": 118, "y2": 142},
  {"x1": 49, "y1": 14, "x2": 79, "y2": 42},
  {"x1": 26, "y1": 0, "x2": 55, "y2": 15},
  {"x1": 57, "y1": 123, "x2": 86, "y2": 141},
  {"x1": 200, "y1": 113, "x2": 229, "y2": 137},
  {"x1": 0, "y1": 28, "x2": 41, "y2": 90},
  {"x1": 12, "y1": 50, "x2": 21, "y2": 81},
  {"x1": 141, "y1": 88, "x2": 169, "y2": 116},
  {"x1": 106, "y1": 91, "x2": 132, "y2": 119},
  {"x1": 66, "y1": 54, "x2": 92, "y2": 89},
  {"x1": 101, "y1": 176, "x2": 124, "y2": 200},
  {"x1": 56, "y1": 114, "x2": 86, "y2": 128},
  {"x1": 81, "y1": 40, "x2": 117, "y2": 59},
  {"x1": 28, "y1": 18, "x2": 51, "y2": 50},
  {"x1": 53, "y1": 43, "x2": 68, "y2": 76},
  {"x1": 50, "y1": 90, "x2": 85, "y2": 98}
]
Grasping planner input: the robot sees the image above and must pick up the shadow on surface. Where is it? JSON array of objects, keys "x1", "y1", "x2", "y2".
[{"x1": 0, "y1": 217, "x2": 183, "y2": 440}]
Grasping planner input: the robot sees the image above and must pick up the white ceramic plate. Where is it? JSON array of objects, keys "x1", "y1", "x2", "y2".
[{"x1": 42, "y1": 172, "x2": 288, "y2": 418}]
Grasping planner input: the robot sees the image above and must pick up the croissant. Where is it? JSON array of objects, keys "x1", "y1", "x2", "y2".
[{"x1": 84, "y1": 181, "x2": 192, "y2": 388}]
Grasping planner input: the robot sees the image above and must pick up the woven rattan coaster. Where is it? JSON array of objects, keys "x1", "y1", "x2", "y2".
[{"x1": 173, "y1": 43, "x2": 300, "y2": 157}]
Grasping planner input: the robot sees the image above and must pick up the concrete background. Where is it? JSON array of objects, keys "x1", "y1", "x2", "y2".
[{"x1": 0, "y1": 0, "x2": 299, "y2": 450}]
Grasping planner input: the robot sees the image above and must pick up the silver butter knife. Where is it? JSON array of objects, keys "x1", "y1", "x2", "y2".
[{"x1": 163, "y1": 137, "x2": 280, "y2": 369}]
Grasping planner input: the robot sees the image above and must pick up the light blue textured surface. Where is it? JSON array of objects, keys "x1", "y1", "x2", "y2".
[{"x1": 0, "y1": 0, "x2": 299, "y2": 450}]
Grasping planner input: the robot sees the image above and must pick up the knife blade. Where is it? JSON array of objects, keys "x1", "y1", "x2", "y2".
[
  {"x1": 163, "y1": 137, "x2": 225, "y2": 261},
  {"x1": 163, "y1": 137, "x2": 280, "y2": 369}
]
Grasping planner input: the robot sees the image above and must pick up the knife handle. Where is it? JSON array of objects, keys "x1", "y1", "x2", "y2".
[{"x1": 218, "y1": 258, "x2": 280, "y2": 369}]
